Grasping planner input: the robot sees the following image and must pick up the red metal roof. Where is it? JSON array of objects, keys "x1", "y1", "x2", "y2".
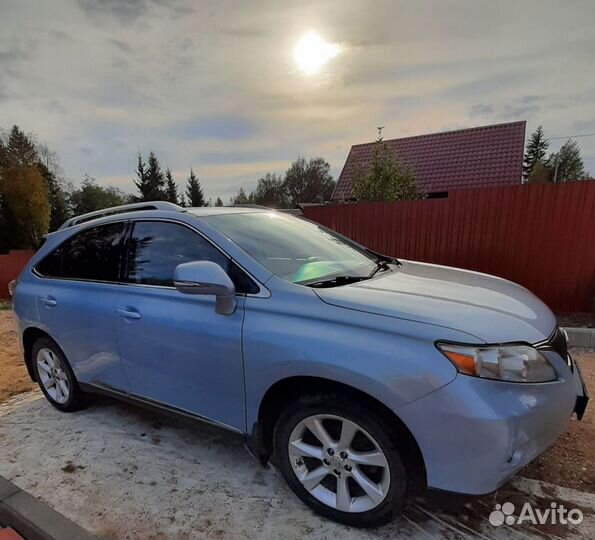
[{"x1": 332, "y1": 121, "x2": 526, "y2": 200}]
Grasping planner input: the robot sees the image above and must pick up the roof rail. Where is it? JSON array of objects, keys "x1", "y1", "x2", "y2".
[
  {"x1": 230, "y1": 204, "x2": 274, "y2": 209},
  {"x1": 59, "y1": 201, "x2": 184, "y2": 230}
]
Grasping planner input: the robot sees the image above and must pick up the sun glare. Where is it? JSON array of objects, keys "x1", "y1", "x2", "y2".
[{"x1": 294, "y1": 31, "x2": 340, "y2": 75}]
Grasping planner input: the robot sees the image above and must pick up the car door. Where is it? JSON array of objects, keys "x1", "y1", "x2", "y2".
[
  {"x1": 34, "y1": 221, "x2": 130, "y2": 392},
  {"x1": 114, "y1": 220, "x2": 246, "y2": 432}
]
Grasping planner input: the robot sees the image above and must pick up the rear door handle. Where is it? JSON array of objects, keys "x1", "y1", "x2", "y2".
[
  {"x1": 117, "y1": 308, "x2": 142, "y2": 320},
  {"x1": 40, "y1": 296, "x2": 57, "y2": 307}
]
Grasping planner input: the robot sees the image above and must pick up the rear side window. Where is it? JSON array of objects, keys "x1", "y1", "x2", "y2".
[
  {"x1": 35, "y1": 222, "x2": 126, "y2": 282},
  {"x1": 35, "y1": 245, "x2": 63, "y2": 277},
  {"x1": 124, "y1": 221, "x2": 229, "y2": 287}
]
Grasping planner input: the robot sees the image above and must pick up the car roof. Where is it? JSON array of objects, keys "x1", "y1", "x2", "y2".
[
  {"x1": 186, "y1": 207, "x2": 269, "y2": 217},
  {"x1": 54, "y1": 202, "x2": 271, "y2": 234}
]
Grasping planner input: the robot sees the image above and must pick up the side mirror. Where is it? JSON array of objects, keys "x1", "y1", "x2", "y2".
[{"x1": 173, "y1": 261, "x2": 236, "y2": 315}]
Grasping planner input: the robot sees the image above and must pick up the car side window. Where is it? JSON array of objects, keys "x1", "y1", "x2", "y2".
[
  {"x1": 124, "y1": 221, "x2": 230, "y2": 287},
  {"x1": 35, "y1": 222, "x2": 126, "y2": 282}
]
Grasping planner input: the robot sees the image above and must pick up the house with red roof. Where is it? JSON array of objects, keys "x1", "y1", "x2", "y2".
[{"x1": 331, "y1": 121, "x2": 526, "y2": 200}]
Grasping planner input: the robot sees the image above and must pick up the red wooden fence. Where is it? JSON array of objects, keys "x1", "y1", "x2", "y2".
[
  {"x1": 304, "y1": 181, "x2": 595, "y2": 313},
  {"x1": 0, "y1": 250, "x2": 35, "y2": 300}
]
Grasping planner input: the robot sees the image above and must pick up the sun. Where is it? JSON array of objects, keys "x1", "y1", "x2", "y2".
[{"x1": 293, "y1": 31, "x2": 341, "y2": 75}]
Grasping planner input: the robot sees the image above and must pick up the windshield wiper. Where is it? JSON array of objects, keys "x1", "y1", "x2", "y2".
[
  {"x1": 305, "y1": 259, "x2": 394, "y2": 288},
  {"x1": 368, "y1": 258, "x2": 391, "y2": 279},
  {"x1": 305, "y1": 275, "x2": 368, "y2": 288}
]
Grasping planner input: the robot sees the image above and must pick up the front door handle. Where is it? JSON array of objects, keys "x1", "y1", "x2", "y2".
[
  {"x1": 117, "y1": 308, "x2": 142, "y2": 320},
  {"x1": 40, "y1": 296, "x2": 57, "y2": 307}
]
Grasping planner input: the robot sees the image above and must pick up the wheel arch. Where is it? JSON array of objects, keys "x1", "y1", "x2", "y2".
[
  {"x1": 248, "y1": 375, "x2": 427, "y2": 493},
  {"x1": 22, "y1": 326, "x2": 54, "y2": 382}
]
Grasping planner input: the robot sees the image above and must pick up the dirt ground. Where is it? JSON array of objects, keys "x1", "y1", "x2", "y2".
[
  {"x1": 557, "y1": 312, "x2": 595, "y2": 328},
  {"x1": 0, "y1": 307, "x2": 35, "y2": 402},
  {"x1": 522, "y1": 349, "x2": 595, "y2": 492}
]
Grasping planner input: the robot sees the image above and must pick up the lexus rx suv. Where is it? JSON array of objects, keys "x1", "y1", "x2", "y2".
[{"x1": 11, "y1": 201, "x2": 588, "y2": 527}]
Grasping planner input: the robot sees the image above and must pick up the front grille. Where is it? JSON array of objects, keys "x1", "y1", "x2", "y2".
[{"x1": 536, "y1": 327, "x2": 571, "y2": 370}]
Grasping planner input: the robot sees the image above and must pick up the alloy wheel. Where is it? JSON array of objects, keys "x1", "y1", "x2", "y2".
[
  {"x1": 36, "y1": 347, "x2": 70, "y2": 404},
  {"x1": 288, "y1": 414, "x2": 390, "y2": 513}
]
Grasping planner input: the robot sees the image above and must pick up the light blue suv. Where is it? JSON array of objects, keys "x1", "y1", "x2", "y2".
[{"x1": 11, "y1": 202, "x2": 588, "y2": 527}]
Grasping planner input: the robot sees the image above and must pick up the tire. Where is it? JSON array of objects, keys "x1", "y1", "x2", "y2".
[
  {"x1": 273, "y1": 393, "x2": 408, "y2": 527},
  {"x1": 31, "y1": 337, "x2": 87, "y2": 412}
]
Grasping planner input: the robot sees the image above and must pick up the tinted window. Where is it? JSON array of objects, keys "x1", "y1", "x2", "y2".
[
  {"x1": 230, "y1": 261, "x2": 259, "y2": 295},
  {"x1": 125, "y1": 221, "x2": 229, "y2": 287},
  {"x1": 35, "y1": 245, "x2": 63, "y2": 277},
  {"x1": 36, "y1": 222, "x2": 126, "y2": 281}
]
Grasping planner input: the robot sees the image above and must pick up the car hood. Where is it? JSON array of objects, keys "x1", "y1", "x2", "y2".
[{"x1": 314, "y1": 260, "x2": 556, "y2": 344}]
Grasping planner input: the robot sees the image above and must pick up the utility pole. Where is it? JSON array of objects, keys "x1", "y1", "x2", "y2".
[{"x1": 552, "y1": 138, "x2": 571, "y2": 183}]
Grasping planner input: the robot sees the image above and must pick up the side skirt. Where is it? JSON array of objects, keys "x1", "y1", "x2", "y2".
[{"x1": 79, "y1": 382, "x2": 244, "y2": 435}]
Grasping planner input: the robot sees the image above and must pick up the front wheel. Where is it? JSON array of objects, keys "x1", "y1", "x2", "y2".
[{"x1": 273, "y1": 394, "x2": 408, "y2": 527}]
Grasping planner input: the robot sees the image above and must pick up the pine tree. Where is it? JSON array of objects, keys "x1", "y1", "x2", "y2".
[
  {"x1": 133, "y1": 153, "x2": 147, "y2": 200},
  {"x1": 523, "y1": 126, "x2": 549, "y2": 180},
  {"x1": 164, "y1": 168, "x2": 179, "y2": 204},
  {"x1": 214, "y1": 197, "x2": 224, "y2": 207},
  {"x1": 185, "y1": 168, "x2": 206, "y2": 206},
  {"x1": 1, "y1": 125, "x2": 38, "y2": 167},
  {"x1": 134, "y1": 151, "x2": 165, "y2": 201},
  {"x1": 230, "y1": 187, "x2": 253, "y2": 205}
]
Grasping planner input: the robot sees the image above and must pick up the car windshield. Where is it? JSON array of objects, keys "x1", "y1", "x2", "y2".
[{"x1": 203, "y1": 212, "x2": 377, "y2": 284}]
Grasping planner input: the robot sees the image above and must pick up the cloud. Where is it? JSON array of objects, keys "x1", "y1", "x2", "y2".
[
  {"x1": 108, "y1": 38, "x2": 133, "y2": 53},
  {"x1": 572, "y1": 118, "x2": 595, "y2": 133},
  {"x1": 76, "y1": 0, "x2": 192, "y2": 23},
  {"x1": 171, "y1": 116, "x2": 257, "y2": 141},
  {"x1": 0, "y1": 41, "x2": 34, "y2": 79},
  {"x1": 471, "y1": 96, "x2": 541, "y2": 122},
  {"x1": 77, "y1": 0, "x2": 150, "y2": 21},
  {"x1": 0, "y1": 0, "x2": 594, "y2": 200}
]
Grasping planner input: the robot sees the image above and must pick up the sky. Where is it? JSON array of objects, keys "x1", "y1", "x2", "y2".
[{"x1": 0, "y1": 0, "x2": 594, "y2": 202}]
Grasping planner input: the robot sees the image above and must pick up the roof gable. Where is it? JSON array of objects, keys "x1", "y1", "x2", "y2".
[{"x1": 332, "y1": 121, "x2": 526, "y2": 200}]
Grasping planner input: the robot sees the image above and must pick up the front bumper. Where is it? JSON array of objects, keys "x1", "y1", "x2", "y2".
[{"x1": 397, "y1": 351, "x2": 588, "y2": 495}]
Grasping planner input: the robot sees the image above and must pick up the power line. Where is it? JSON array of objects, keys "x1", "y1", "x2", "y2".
[{"x1": 546, "y1": 133, "x2": 595, "y2": 141}]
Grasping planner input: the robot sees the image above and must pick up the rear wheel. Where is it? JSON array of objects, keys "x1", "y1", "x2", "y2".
[
  {"x1": 274, "y1": 393, "x2": 408, "y2": 527},
  {"x1": 32, "y1": 337, "x2": 87, "y2": 412}
]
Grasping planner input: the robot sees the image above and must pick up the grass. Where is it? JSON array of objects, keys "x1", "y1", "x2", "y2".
[{"x1": 0, "y1": 299, "x2": 12, "y2": 310}]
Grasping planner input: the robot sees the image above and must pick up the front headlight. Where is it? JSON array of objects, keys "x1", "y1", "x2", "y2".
[{"x1": 436, "y1": 343, "x2": 557, "y2": 383}]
